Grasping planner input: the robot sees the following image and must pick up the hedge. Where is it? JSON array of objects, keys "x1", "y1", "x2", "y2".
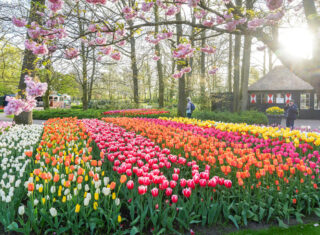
[
  {"x1": 33, "y1": 109, "x2": 103, "y2": 120},
  {"x1": 192, "y1": 110, "x2": 268, "y2": 125}
]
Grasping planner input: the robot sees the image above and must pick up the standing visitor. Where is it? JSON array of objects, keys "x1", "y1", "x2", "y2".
[
  {"x1": 186, "y1": 97, "x2": 195, "y2": 118},
  {"x1": 284, "y1": 99, "x2": 298, "y2": 129}
]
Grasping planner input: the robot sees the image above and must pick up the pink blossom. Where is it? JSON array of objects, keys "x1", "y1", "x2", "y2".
[
  {"x1": 25, "y1": 76, "x2": 48, "y2": 98},
  {"x1": 266, "y1": 11, "x2": 284, "y2": 21},
  {"x1": 182, "y1": 67, "x2": 191, "y2": 73},
  {"x1": 266, "y1": 0, "x2": 283, "y2": 10},
  {"x1": 28, "y1": 27, "x2": 41, "y2": 39},
  {"x1": 65, "y1": 48, "x2": 79, "y2": 59},
  {"x1": 208, "y1": 67, "x2": 218, "y2": 75},
  {"x1": 117, "y1": 40, "x2": 126, "y2": 46},
  {"x1": 111, "y1": 51, "x2": 121, "y2": 61},
  {"x1": 86, "y1": 0, "x2": 107, "y2": 4},
  {"x1": 247, "y1": 18, "x2": 265, "y2": 30},
  {"x1": 88, "y1": 24, "x2": 97, "y2": 32},
  {"x1": 225, "y1": 21, "x2": 237, "y2": 31},
  {"x1": 32, "y1": 44, "x2": 48, "y2": 55},
  {"x1": 188, "y1": 0, "x2": 200, "y2": 7},
  {"x1": 153, "y1": 56, "x2": 160, "y2": 61},
  {"x1": 12, "y1": 17, "x2": 27, "y2": 27},
  {"x1": 4, "y1": 97, "x2": 26, "y2": 116},
  {"x1": 141, "y1": 2, "x2": 154, "y2": 12},
  {"x1": 166, "y1": 6, "x2": 180, "y2": 16},
  {"x1": 195, "y1": 9, "x2": 207, "y2": 19},
  {"x1": 203, "y1": 18, "x2": 214, "y2": 27},
  {"x1": 216, "y1": 16, "x2": 224, "y2": 24},
  {"x1": 172, "y1": 71, "x2": 184, "y2": 79},
  {"x1": 201, "y1": 45, "x2": 216, "y2": 54},
  {"x1": 95, "y1": 37, "x2": 106, "y2": 45},
  {"x1": 173, "y1": 44, "x2": 195, "y2": 59},
  {"x1": 156, "y1": 0, "x2": 168, "y2": 9},
  {"x1": 100, "y1": 46, "x2": 112, "y2": 55},
  {"x1": 25, "y1": 40, "x2": 36, "y2": 51},
  {"x1": 48, "y1": 0, "x2": 64, "y2": 12}
]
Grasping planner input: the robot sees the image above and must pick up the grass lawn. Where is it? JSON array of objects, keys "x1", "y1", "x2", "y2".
[{"x1": 229, "y1": 223, "x2": 320, "y2": 235}]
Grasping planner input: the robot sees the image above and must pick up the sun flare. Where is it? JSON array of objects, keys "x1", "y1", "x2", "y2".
[{"x1": 279, "y1": 28, "x2": 314, "y2": 59}]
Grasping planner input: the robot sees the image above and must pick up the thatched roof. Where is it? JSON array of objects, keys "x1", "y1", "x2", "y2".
[{"x1": 248, "y1": 66, "x2": 314, "y2": 91}]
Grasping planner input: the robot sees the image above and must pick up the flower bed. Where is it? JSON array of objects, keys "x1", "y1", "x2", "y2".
[
  {"x1": 103, "y1": 108, "x2": 170, "y2": 118},
  {"x1": 1, "y1": 117, "x2": 320, "y2": 234},
  {"x1": 4, "y1": 118, "x2": 122, "y2": 234},
  {"x1": 0, "y1": 124, "x2": 43, "y2": 229},
  {"x1": 102, "y1": 117, "x2": 320, "y2": 230},
  {"x1": 83, "y1": 118, "x2": 232, "y2": 232}
]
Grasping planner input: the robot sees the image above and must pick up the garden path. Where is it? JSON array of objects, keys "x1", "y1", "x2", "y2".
[{"x1": 0, "y1": 112, "x2": 45, "y2": 125}]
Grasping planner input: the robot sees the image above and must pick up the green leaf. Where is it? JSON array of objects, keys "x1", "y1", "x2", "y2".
[
  {"x1": 259, "y1": 207, "x2": 266, "y2": 220},
  {"x1": 314, "y1": 208, "x2": 320, "y2": 217},
  {"x1": 267, "y1": 207, "x2": 274, "y2": 222},
  {"x1": 295, "y1": 212, "x2": 304, "y2": 224},
  {"x1": 130, "y1": 226, "x2": 139, "y2": 235},
  {"x1": 130, "y1": 215, "x2": 140, "y2": 226},
  {"x1": 228, "y1": 215, "x2": 239, "y2": 229},
  {"x1": 7, "y1": 222, "x2": 19, "y2": 231},
  {"x1": 277, "y1": 217, "x2": 288, "y2": 229},
  {"x1": 242, "y1": 210, "x2": 248, "y2": 226}
]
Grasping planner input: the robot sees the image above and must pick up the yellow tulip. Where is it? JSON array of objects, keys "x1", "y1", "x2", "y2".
[
  {"x1": 42, "y1": 197, "x2": 46, "y2": 204},
  {"x1": 118, "y1": 215, "x2": 122, "y2": 223},
  {"x1": 94, "y1": 192, "x2": 99, "y2": 201},
  {"x1": 39, "y1": 187, "x2": 43, "y2": 193},
  {"x1": 112, "y1": 193, "x2": 116, "y2": 200},
  {"x1": 75, "y1": 204, "x2": 80, "y2": 213},
  {"x1": 62, "y1": 196, "x2": 66, "y2": 203},
  {"x1": 93, "y1": 202, "x2": 98, "y2": 210}
]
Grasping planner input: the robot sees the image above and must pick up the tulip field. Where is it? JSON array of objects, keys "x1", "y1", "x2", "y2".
[{"x1": 1, "y1": 116, "x2": 320, "y2": 234}]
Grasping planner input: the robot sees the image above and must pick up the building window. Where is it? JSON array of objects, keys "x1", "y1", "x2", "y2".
[
  {"x1": 256, "y1": 94, "x2": 263, "y2": 104},
  {"x1": 314, "y1": 93, "x2": 320, "y2": 110},
  {"x1": 300, "y1": 93, "x2": 310, "y2": 109},
  {"x1": 275, "y1": 93, "x2": 285, "y2": 104},
  {"x1": 263, "y1": 94, "x2": 274, "y2": 104}
]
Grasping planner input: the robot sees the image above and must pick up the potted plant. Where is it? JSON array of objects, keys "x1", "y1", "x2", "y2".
[{"x1": 266, "y1": 106, "x2": 284, "y2": 126}]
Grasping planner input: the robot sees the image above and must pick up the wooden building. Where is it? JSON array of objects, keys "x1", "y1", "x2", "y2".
[{"x1": 248, "y1": 66, "x2": 320, "y2": 119}]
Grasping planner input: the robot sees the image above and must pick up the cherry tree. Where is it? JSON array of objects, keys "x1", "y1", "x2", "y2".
[{"x1": 9, "y1": 0, "x2": 320, "y2": 122}]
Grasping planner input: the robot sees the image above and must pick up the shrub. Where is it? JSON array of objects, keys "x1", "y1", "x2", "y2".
[
  {"x1": 71, "y1": 105, "x2": 83, "y2": 109},
  {"x1": 33, "y1": 109, "x2": 103, "y2": 120},
  {"x1": 192, "y1": 110, "x2": 268, "y2": 125},
  {"x1": 266, "y1": 106, "x2": 284, "y2": 115}
]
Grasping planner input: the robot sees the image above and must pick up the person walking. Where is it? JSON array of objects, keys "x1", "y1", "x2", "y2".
[
  {"x1": 284, "y1": 99, "x2": 298, "y2": 129},
  {"x1": 186, "y1": 97, "x2": 195, "y2": 118}
]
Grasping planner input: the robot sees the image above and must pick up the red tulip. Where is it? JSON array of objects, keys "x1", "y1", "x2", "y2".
[
  {"x1": 224, "y1": 180, "x2": 232, "y2": 188},
  {"x1": 187, "y1": 179, "x2": 195, "y2": 189},
  {"x1": 174, "y1": 168, "x2": 180, "y2": 174},
  {"x1": 138, "y1": 185, "x2": 147, "y2": 195},
  {"x1": 172, "y1": 173, "x2": 179, "y2": 181},
  {"x1": 208, "y1": 178, "x2": 217, "y2": 187},
  {"x1": 127, "y1": 180, "x2": 134, "y2": 190},
  {"x1": 165, "y1": 187, "x2": 173, "y2": 196},
  {"x1": 180, "y1": 178, "x2": 187, "y2": 187},
  {"x1": 183, "y1": 188, "x2": 192, "y2": 198},
  {"x1": 171, "y1": 194, "x2": 178, "y2": 203},
  {"x1": 170, "y1": 180, "x2": 177, "y2": 188},
  {"x1": 162, "y1": 180, "x2": 169, "y2": 189},
  {"x1": 218, "y1": 177, "x2": 224, "y2": 186},
  {"x1": 151, "y1": 188, "x2": 159, "y2": 197},
  {"x1": 199, "y1": 179, "x2": 207, "y2": 187},
  {"x1": 126, "y1": 169, "x2": 132, "y2": 176}
]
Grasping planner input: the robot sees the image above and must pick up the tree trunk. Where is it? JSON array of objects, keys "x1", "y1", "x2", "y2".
[
  {"x1": 169, "y1": 57, "x2": 176, "y2": 100},
  {"x1": 240, "y1": 36, "x2": 252, "y2": 111},
  {"x1": 130, "y1": 28, "x2": 139, "y2": 105},
  {"x1": 233, "y1": 34, "x2": 241, "y2": 112},
  {"x1": 200, "y1": 30, "x2": 206, "y2": 104},
  {"x1": 154, "y1": 5, "x2": 164, "y2": 108},
  {"x1": 240, "y1": 0, "x2": 253, "y2": 111},
  {"x1": 228, "y1": 34, "x2": 233, "y2": 92},
  {"x1": 14, "y1": 0, "x2": 45, "y2": 124},
  {"x1": 176, "y1": 12, "x2": 187, "y2": 117},
  {"x1": 88, "y1": 48, "x2": 96, "y2": 104}
]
